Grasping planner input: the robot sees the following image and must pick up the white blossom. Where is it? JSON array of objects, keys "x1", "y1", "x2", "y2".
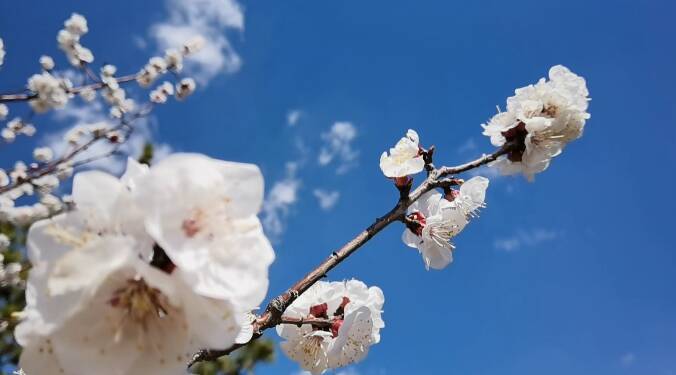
[
  {"x1": 64, "y1": 13, "x2": 88, "y2": 36},
  {"x1": 379, "y1": 129, "x2": 424, "y2": 178},
  {"x1": 39, "y1": 55, "x2": 54, "y2": 70},
  {"x1": 402, "y1": 176, "x2": 489, "y2": 270},
  {"x1": 137, "y1": 57, "x2": 167, "y2": 87},
  {"x1": 277, "y1": 280, "x2": 384, "y2": 374},
  {"x1": 27, "y1": 72, "x2": 72, "y2": 113},
  {"x1": 16, "y1": 241, "x2": 249, "y2": 375},
  {"x1": 33, "y1": 147, "x2": 54, "y2": 163},
  {"x1": 20, "y1": 123, "x2": 36, "y2": 137},
  {"x1": 183, "y1": 35, "x2": 206, "y2": 55},
  {"x1": 134, "y1": 154, "x2": 275, "y2": 306},
  {"x1": 78, "y1": 87, "x2": 96, "y2": 102},
  {"x1": 176, "y1": 78, "x2": 196, "y2": 100},
  {"x1": 0, "y1": 103, "x2": 8, "y2": 120},
  {"x1": 164, "y1": 48, "x2": 183, "y2": 72},
  {"x1": 1, "y1": 128, "x2": 15, "y2": 143},
  {"x1": 482, "y1": 65, "x2": 590, "y2": 180},
  {"x1": 149, "y1": 82, "x2": 175, "y2": 104},
  {"x1": 58, "y1": 14, "x2": 93, "y2": 66},
  {"x1": 100, "y1": 64, "x2": 116, "y2": 77},
  {"x1": 15, "y1": 158, "x2": 266, "y2": 374}
]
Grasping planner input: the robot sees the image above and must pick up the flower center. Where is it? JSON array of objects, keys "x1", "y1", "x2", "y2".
[
  {"x1": 501, "y1": 122, "x2": 528, "y2": 162},
  {"x1": 406, "y1": 212, "x2": 427, "y2": 236},
  {"x1": 109, "y1": 278, "x2": 169, "y2": 326},
  {"x1": 307, "y1": 296, "x2": 351, "y2": 338}
]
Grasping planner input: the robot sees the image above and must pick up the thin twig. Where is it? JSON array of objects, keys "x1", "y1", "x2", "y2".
[{"x1": 188, "y1": 143, "x2": 514, "y2": 367}]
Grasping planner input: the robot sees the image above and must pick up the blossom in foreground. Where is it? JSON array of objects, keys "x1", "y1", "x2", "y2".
[
  {"x1": 402, "y1": 176, "x2": 489, "y2": 270},
  {"x1": 482, "y1": 65, "x2": 590, "y2": 180},
  {"x1": 14, "y1": 156, "x2": 272, "y2": 374},
  {"x1": 379, "y1": 129, "x2": 425, "y2": 178},
  {"x1": 277, "y1": 280, "x2": 384, "y2": 374},
  {"x1": 135, "y1": 153, "x2": 274, "y2": 307}
]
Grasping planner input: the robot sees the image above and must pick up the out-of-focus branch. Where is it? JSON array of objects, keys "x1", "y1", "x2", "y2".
[
  {"x1": 0, "y1": 74, "x2": 137, "y2": 103},
  {"x1": 188, "y1": 142, "x2": 517, "y2": 367},
  {"x1": 0, "y1": 107, "x2": 149, "y2": 195}
]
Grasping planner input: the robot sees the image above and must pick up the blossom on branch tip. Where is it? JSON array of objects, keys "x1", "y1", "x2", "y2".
[
  {"x1": 277, "y1": 280, "x2": 384, "y2": 374},
  {"x1": 39, "y1": 55, "x2": 54, "y2": 71},
  {"x1": 57, "y1": 14, "x2": 93, "y2": 66},
  {"x1": 176, "y1": 78, "x2": 196, "y2": 100},
  {"x1": 402, "y1": 176, "x2": 489, "y2": 270},
  {"x1": 482, "y1": 65, "x2": 590, "y2": 180},
  {"x1": 379, "y1": 129, "x2": 425, "y2": 178}
]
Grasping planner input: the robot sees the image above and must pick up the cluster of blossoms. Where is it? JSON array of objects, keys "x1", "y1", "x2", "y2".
[
  {"x1": 0, "y1": 155, "x2": 68, "y2": 225},
  {"x1": 137, "y1": 36, "x2": 204, "y2": 89},
  {"x1": 403, "y1": 177, "x2": 488, "y2": 269},
  {"x1": 380, "y1": 129, "x2": 490, "y2": 269},
  {"x1": 26, "y1": 72, "x2": 73, "y2": 113},
  {"x1": 15, "y1": 154, "x2": 275, "y2": 375},
  {"x1": 57, "y1": 13, "x2": 93, "y2": 67},
  {"x1": 1, "y1": 118, "x2": 35, "y2": 143},
  {"x1": 277, "y1": 280, "x2": 384, "y2": 374},
  {"x1": 482, "y1": 65, "x2": 590, "y2": 180}
]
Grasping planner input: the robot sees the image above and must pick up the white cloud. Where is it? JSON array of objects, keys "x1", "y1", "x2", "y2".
[
  {"x1": 494, "y1": 228, "x2": 559, "y2": 252},
  {"x1": 287, "y1": 109, "x2": 302, "y2": 126},
  {"x1": 261, "y1": 162, "x2": 301, "y2": 238},
  {"x1": 457, "y1": 137, "x2": 477, "y2": 154},
  {"x1": 318, "y1": 121, "x2": 358, "y2": 174},
  {"x1": 43, "y1": 101, "x2": 171, "y2": 175},
  {"x1": 313, "y1": 189, "x2": 340, "y2": 211},
  {"x1": 148, "y1": 0, "x2": 244, "y2": 83},
  {"x1": 620, "y1": 352, "x2": 636, "y2": 367}
]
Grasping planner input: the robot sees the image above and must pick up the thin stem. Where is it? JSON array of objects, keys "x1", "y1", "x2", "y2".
[{"x1": 188, "y1": 144, "x2": 513, "y2": 367}]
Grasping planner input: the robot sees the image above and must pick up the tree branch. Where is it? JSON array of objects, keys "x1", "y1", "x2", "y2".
[
  {"x1": 188, "y1": 143, "x2": 515, "y2": 367},
  {"x1": 0, "y1": 109, "x2": 147, "y2": 195},
  {"x1": 0, "y1": 74, "x2": 137, "y2": 103}
]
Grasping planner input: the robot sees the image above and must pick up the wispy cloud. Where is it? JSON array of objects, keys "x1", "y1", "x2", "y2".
[
  {"x1": 494, "y1": 228, "x2": 559, "y2": 252},
  {"x1": 457, "y1": 137, "x2": 477, "y2": 154},
  {"x1": 148, "y1": 0, "x2": 244, "y2": 83},
  {"x1": 620, "y1": 352, "x2": 636, "y2": 367},
  {"x1": 43, "y1": 101, "x2": 171, "y2": 175},
  {"x1": 318, "y1": 121, "x2": 358, "y2": 174},
  {"x1": 261, "y1": 162, "x2": 301, "y2": 238},
  {"x1": 313, "y1": 189, "x2": 340, "y2": 211},
  {"x1": 287, "y1": 109, "x2": 303, "y2": 127}
]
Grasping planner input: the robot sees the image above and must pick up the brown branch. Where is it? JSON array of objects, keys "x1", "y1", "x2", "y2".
[
  {"x1": 188, "y1": 143, "x2": 514, "y2": 368},
  {"x1": 279, "y1": 316, "x2": 334, "y2": 328},
  {"x1": 0, "y1": 74, "x2": 137, "y2": 103}
]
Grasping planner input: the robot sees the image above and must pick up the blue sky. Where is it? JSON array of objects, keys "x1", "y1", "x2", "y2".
[{"x1": 2, "y1": 0, "x2": 676, "y2": 374}]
